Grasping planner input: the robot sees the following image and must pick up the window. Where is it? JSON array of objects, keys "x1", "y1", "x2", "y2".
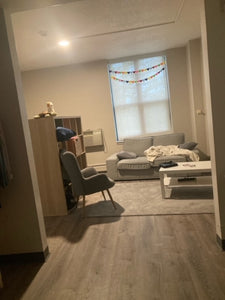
[{"x1": 108, "y1": 56, "x2": 172, "y2": 141}]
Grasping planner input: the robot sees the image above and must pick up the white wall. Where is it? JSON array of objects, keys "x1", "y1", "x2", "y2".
[
  {"x1": 22, "y1": 46, "x2": 196, "y2": 168},
  {"x1": 166, "y1": 47, "x2": 193, "y2": 140},
  {"x1": 187, "y1": 38, "x2": 208, "y2": 153},
  {"x1": 22, "y1": 60, "x2": 119, "y2": 167},
  {"x1": 0, "y1": 8, "x2": 47, "y2": 256},
  {"x1": 200, "y1": 0, "x2": 225, "y2": 241}
]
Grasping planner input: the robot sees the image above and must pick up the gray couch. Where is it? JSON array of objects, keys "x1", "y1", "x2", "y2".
[{"x1": 106, "y1": 133, "x2": 195, "y2": 181}]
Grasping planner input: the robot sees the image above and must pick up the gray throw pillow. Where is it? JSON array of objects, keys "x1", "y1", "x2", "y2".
[
  {"x1": 179, "y1": 142, "x2": 198, "y2": 150},
  {"x1": 117, "y1": 151, "x2": 137, "y2": 160}
]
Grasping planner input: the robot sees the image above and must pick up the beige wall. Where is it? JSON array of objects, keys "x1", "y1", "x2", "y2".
[
  {"x1": 0, "y1": 9, "x2": 47, "y2": 255},
  {"x1": 187, "y1": 38, "x2": 208, "y2": 153},
  {"x1": 166, "y1": 47, "x2": 193, "y2": 140},
  {"x1": 22, "y1": 46, "x2": 195, "y2": 168},
  {"x1": 200, "y1": 0, "x2": 225, "y2": 240},
  {"x1": 22, "y1": 60, "x2": 119, "y2": 167}
]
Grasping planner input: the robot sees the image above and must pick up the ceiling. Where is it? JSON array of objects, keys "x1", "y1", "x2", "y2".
[{"x1": 9, "y1": 0, "x2": 201, "y2": 71}]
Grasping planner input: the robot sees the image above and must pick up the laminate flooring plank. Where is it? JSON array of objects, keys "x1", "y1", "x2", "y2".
[
  {"x1": 187, "y1": 215, "x2": 225, "y2": 300},
  {"x1": 169, "y1": 215, "x2": 213, "y2": 299},
  {"x1": 70, "y1": 218, "x2": 121, "y2": 300},
  {"x1": 40, "y1": 217, "x2": 120, "y2": 300},
  {"x1": 190, "y1": 214, "x2": 220, "y2": 252},
  {"x1": 1, "y1": 213, "x2": 225, "y2": 300},
  {"x1": 105, "y1": 216, "x2": 139, "y2": 300},
  {"x1": 155, "y1": 216, "x2": 198, "y2": 300},
  {"x1": 130, "y1": 217, "x2": 163, "y2": 300},
  {"x1": 22, "y1": 214, "x2": 87, "y2": 300},
  {"x1": 166, "y1": 214, "x2": 225, "y2": 300}
]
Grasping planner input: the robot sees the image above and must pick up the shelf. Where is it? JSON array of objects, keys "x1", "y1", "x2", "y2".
[
  {"x1": 55, "y1": 116, "x2": 82, "y2": 135},
  {"x1": 54, "y1": 116, "x2": 87, "y2": 169},
  {"x1": 164, "y1": 176, "x2": 212, "y2": 188},
  {"x1": 29, "y1": 116, "x2": 87, "y2": 216}
]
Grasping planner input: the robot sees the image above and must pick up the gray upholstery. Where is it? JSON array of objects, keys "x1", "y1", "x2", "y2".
[
  {"x1": 117, "y1": 157, "x2": 151, "y2": 170},
  {"x1": 117, "y1": 151, "x2": 137, "y2": 160},
  {"x1": 60, "y1": 150, "x2": 116, "y2": 215},
  {"x1": 123, "y1": 137, "x2": 153, "y2": 156},
  {"x1": 153, "y1": 132, "x2": 184, "y2": 146},
  {"x1": 106, "y1": 132, "x2": 191, "y2": 181},
  {"x1": 81, "y1": 167, "x2": 98, "y2": 178}
]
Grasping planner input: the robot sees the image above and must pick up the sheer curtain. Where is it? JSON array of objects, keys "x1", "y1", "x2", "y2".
[{"x1": 108, "y1": 56, "x2": 172, "y2": 141}]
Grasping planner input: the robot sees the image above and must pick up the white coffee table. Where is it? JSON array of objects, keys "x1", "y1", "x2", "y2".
[{"x1": 159, "y1": 161, "x2": 212, "y2": 198}]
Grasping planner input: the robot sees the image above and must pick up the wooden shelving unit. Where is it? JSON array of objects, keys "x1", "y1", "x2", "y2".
[
  {"x1": 29, "y1": 116, "x2": 86, "y2": 216},
  {"x1": 54, "y1": 116, "x2": 87, "y2": 169}
]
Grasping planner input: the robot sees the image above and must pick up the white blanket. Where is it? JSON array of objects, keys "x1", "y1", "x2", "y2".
[{"x1": 144, "y1": 145, "x2": 199, "y2": 162}]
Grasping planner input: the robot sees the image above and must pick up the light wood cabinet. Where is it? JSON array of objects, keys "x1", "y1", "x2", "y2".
[{"x1": 29, "y1": 116, "x2": 86, "y2": 216}]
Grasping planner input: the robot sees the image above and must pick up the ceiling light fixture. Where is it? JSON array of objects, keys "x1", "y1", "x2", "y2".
[{"x1": 58, "y1": 40, "x2": 70, "y2": 47}]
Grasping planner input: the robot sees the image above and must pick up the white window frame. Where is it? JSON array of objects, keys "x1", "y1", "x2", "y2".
[{"x1": 108, "y1": 55, "x2": 172, "y2": 142}]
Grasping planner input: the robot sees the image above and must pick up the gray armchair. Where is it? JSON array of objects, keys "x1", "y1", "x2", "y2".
[{"x1": 60, "y1": 150, "x2": 116, "y2": 216}]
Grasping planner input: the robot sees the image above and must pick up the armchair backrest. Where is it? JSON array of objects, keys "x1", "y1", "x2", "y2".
[{"x1": 60, "y1": 151, "x2": 84, "y2": 196}]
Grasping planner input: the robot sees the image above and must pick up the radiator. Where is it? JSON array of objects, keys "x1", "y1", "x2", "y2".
[{"x1": 83, "y1": 129, "x2": 103, "y2": 147}]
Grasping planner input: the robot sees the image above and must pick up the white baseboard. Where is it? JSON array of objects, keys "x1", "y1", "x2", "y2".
[{"x1": 88, "y1": 163, "x2": 106, "y2": 172}]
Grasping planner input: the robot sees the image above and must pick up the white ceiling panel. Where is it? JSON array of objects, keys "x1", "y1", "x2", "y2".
[{"x1": 10, "y1": 0, "x2": 201, "y2": 71}]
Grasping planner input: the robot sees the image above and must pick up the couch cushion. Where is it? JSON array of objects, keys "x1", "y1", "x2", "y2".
[
  {"x1": 123, "y1": 137, "x2": 153, "y2": 156},
  {"x1": 178, "y1": 141, "x2": 198, "y2": 150},
  {"x1": 117, "y1": 157, "x2": 151, "y2": 170},
  {"x1": 151, "y1": 155, "x2": 187, "y2": 167},
  {"x1": 117, "y1": 151, "x2": 137, "y2": 160},
  {"x1": 153, "y1": 133, "x2": 184, "y2": 146}
]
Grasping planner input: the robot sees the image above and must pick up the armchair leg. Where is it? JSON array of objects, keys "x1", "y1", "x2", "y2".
[
  {"x1": 101, "y1": 191, "x2": 107, "y2": 201},
  {"x1": 0, "y1": 271, "x2": 3, "y2": 288},
  {"x1": 106, "y1": 189, "x2": 117, "y2": 210},
  {"x1": 82, "y1": 195, "x2": 86, "y2": 217}
]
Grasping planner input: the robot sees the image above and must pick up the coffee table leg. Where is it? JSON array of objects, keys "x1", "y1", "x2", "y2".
[{"x1": 159, "y1": 172, "x2": 166, "y2": 199}]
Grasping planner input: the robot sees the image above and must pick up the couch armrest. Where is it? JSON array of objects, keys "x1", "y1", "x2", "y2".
[{"x1": 106, "y1": 153, "x2": 120, "y2": 180}]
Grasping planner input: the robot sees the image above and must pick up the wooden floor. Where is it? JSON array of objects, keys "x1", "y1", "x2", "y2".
[{"x1": 1, "y1": 212, "x2": 225, "y2": 300}]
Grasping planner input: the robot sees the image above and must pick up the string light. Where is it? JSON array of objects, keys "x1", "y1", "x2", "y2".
[
  {"x1": 109, "y1": 62, "x2": 165, "y2": 74},
  {"x1": 111, "y1": 67, "x2": 165, "y2": 83}
]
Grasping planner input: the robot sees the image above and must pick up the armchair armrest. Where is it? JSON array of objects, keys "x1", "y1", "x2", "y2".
[
  {"x1": 83, "y1": 173, "x2": 115, "y2": 194},
  {"x1": 81, "y1": 167, "x2": 98, "y2": 178}
]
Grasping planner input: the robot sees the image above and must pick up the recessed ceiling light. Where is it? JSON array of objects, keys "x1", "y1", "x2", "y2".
[{"x1": 58, "y1": 40, "x2": 70, "y2": 47}]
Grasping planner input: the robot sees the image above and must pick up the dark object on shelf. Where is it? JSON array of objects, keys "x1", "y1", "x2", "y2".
[
  {"x1": 160, "y1": 161, "x2": 178, "y2": 168},
  {"x1": 178, "y1": 177, "x2": 196, "y2": 182},
  {"x1": 56, "y1": 127, "x2": 76, "y2": 142},
  {"x1": 55, "y1": 117, "x2": 87, "y2": 170}
]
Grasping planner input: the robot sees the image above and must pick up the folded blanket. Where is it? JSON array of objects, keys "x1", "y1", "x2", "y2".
[{"x1": 144, "y1": 145, "x2": 199, "y2": 162}]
